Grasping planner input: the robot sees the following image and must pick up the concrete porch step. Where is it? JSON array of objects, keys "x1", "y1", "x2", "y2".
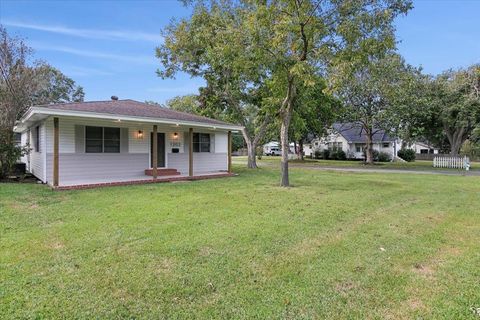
[{"x1": 144, "y1": 168, "x2": 181, "y2": 176}]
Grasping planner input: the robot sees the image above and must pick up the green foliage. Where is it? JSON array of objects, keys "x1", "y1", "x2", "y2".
[
  {"x1": 333, "y1": 150, "x2": 347, "y2": 160},
  {"x1": 460, "y1": 140, "x2": 480, "y2": 161},
  {"x1": 377, "y1": 152, "x2": 392, "y2": 162},
  {"x1": 404, "y1": 64, "x2": 480, "y2": 155},
  {"x1": 32, "y1": 65, "x2": 84, "y2": 105},
  {"x1": 397, "y1": 148, "x2": 416, "y2": 162},
  {"x1": 164, "y1": 95, "x2": 201, "y2": 115},
  {"x1": 322, "y1": 149, "x2": 330, "y2": 160},
  {"x1": 0, "y1": 130, "x2": 29, "y2": 178},
  {"x1": 314, "y1": 149, "x2": 323, "y2": 159}
]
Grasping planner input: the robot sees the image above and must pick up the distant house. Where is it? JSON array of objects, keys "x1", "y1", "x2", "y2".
[
  {"x1": 409, "y1": 141, "x2": 439, "y2": 155},
  {"x1": 311, "y1": 123, "x2": 401, "y2": 160},
  {"x1": 15, "y1": 99, "x2": 242, "y2": 188}
]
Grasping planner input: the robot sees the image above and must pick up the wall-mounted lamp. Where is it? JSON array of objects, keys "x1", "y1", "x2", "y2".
[
  {"x1": 173, "y1": 132, "x2": 178, "y2": 139},
  {"x1": 136, "y1": 130, "x2": 144, "y2": 139}
]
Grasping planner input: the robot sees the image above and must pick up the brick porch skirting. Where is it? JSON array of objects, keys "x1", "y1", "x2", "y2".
[{"x1": 53, "y1": 173, "x2": 236, "y2": 190}]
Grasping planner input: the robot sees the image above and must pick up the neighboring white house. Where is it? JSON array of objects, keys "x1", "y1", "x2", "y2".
[
  {"x1": 14, "y1": 99, "x2": 242, "y2": 188},
  {"x1": 311, "y1": 123, "x2": 401, "y2": 160}
]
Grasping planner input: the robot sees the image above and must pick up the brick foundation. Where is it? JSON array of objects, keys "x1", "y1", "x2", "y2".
[{"x1": 53, "y1": 173, "x2": 236, "y2": 190}]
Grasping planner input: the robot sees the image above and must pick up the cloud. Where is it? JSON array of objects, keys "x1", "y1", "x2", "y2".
[
  {"x1": 62, "y1": 66, "x2": 114, "y2": 77},
  {"x1": 31, "y1": 42, "x2": 157, "y2": 65},
  {"x1": 3, "y1": 20, "x2": 163, "y2": 43}
]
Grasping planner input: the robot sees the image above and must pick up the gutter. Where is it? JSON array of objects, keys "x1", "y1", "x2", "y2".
[{"x1": 18, "y1": 107, "x2": 243, "y2": 132}]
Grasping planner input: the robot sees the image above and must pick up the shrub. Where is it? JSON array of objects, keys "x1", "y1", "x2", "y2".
[
  {"x1": 322, "y1": 149, "x2": 330, "y2": 160},
  {"x1": 314, "y1": 149, "x2": 323, "y2": 159},
  {"x1": 397, "y1": 148, "x2": 416, "y2": 162},
  {"x1": 377, "y1": 152, "x2": 391, "y2": 162},
  {"x1": 0, "y1": 130, "x2": 30, "y2": 178},
  {"x1": 256, "y1": 146, "x2": 263, "y2": 160},
  {"x1": 335, "y1": 150, "x2": 347, "y2": 160}
]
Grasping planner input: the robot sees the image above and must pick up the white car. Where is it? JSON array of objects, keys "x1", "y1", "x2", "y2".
[{"x1": 266, "y1": 147, "x2": 282, "y2": 156}]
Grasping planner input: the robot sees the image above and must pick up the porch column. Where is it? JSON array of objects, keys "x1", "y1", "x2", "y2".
[
  {"x1": 189, "y1": 128, "x2": 193, "y2": 177},
  {"x1": 152, "y1": 125, "x2": 158, "y2": 179},
  {"x1": 53, "y1": 117, "x2": 59, "y2": 187},
  {"x1": 228, "y1": 131, "x2": 232, "y2": 173}
]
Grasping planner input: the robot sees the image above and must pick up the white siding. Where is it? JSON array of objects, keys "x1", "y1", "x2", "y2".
[
  {"x1": 29, "y1": 122, "x2": 45, "y2": 182},
  {"x1": 214, "y1": 132, "x2": 228, "y2": 153},
  {"x1": 168, "y1": 153, "x2": 228, "y2": 175},
  {"x1": 34, "y1": 116, "x2": 230, "y2": 186}
]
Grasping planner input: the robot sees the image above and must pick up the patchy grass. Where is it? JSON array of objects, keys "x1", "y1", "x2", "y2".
[{"x1": 1, "y1": 165, "x2": 480, "y2": 319}]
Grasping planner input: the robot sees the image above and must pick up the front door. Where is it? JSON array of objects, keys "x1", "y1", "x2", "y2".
[{"x1": 150, "y1": 132, "x2": 165, "y2": 167}]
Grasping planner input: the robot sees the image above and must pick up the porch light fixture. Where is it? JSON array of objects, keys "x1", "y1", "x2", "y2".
[
  {"x1": 173, "y1": 132, "x2": 178, "y2": 139},
  {"x1": 137, "y1": 130, "x2": 144, "y2": 139}
]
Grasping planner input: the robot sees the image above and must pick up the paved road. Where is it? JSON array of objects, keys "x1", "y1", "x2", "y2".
[{"x1": 233, "y1": 159, "x2": 480, "y2": 176}]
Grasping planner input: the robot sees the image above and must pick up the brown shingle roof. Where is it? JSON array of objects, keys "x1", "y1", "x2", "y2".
[{"x1": 36, "y1": 99, "x2": 238, "y2": 127}]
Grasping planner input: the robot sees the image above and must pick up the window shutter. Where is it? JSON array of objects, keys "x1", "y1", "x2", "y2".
[
  {"x1": 75, "y1": 125, "x2": 85, "y2": 153},
  {"x1": 120, "y1": 128, "x2": 129, "y2": 153}
]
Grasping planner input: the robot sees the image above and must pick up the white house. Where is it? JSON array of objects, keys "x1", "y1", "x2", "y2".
[
  {"x1": 408, "y1": 141, "x2": 439, "y2": 155},
  {"x1": 15, "y1": 99, "x2": 242, "y2": 189},
  {"x1": 311, "y1": 123, "x2": 401, "y2": 160}
]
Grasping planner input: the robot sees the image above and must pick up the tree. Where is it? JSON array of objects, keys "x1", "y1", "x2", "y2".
[
  {"x1": 244, "y1": 0, "x2": 411, "y2": 185},
  {"x1": 0, "y1": 26, "x2": 84, "y2": 178},
  {"x1": 331, "y1": 54, "x2": 418, "y2": 164},
  {"x1": 430, "y1": 65, "x2": 480, "y2": 155},
  {"x1": 165, "y1": 94, "x2": 201, "y2": 114},
  {"x1": 156, "y1": 1, "x2": 272, "y2": 169},
  {"x1": 289, "y1": 77, "x2": 338, "y2": 160},
  {"x1": 32, "y1": 65, "x2": 84, "y2": 104},
  {"x1": 158, "y1": 0, "x2": 411, "y2": 185}
]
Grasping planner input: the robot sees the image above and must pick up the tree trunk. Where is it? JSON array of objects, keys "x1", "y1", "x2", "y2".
[
  {"x1": 241, "y1": 115, "x2": 271, "y2": 169},
  {"x1": 298, "y1": 139, "x2": 304, "y2": 161},
  {"x1": 365, "y1": 129, "x2": 374, "y2": 165},
  {"x1": 280, "y1": 115, "x2": 291, "y2": 186},
  {"x1": 445, "y1": 127, "x2": 466, "y2": 156},
  {"x1": 280, "y1": 75, "x2": 296, "y2": 187},
  {"x1": 242, "y1": 130, "x2": 258, "y2": 169}
]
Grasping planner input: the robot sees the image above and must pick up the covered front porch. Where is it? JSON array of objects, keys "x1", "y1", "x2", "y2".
[{"x1": 46, "y1": 117, "x2": 234, "y2": 188}]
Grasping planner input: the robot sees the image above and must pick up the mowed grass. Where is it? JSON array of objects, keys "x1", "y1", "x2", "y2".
[
  {"x1": 253, "y1": 156, "x2": 480, "y2": 171},
  {"x1": 1, "y1": 166, "x2": 480, "y2": 319}
]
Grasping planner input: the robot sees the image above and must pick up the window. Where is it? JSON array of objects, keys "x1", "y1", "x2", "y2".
[
  {"x1": 420, "y1": 149, "x2": 428, "y2": 154},
  {"x1": 34, "y1": 126, "x2": 40, "y2": 152},
  {"x1": 85, "y1": 126, "x2": 120, "y2": 153},
  {"x1": 14, "y1": 133, "x2": 21, "y2": 146},
  {"x1": 355, "y1": 144, "x2": 364, "y2": 153},
  {"x1": 193, "y1": 133, "x2": 210, "y2": 152},
  {"x1": 383, "y1": 143, "x2": 390, "y2": 148}
]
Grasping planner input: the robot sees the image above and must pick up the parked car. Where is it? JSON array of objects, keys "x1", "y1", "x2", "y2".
[{"x1": 265, "y1": 147, "x2": 282, "y2": 156}]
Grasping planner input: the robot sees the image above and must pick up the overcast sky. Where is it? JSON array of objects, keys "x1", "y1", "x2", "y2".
[{"x1": 1, "y1": 0, "x2": 479, "y2": 103}]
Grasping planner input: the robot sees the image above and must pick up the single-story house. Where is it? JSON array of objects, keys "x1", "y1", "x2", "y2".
[
  {"x1": 15, "y1": 98, "x2": 242, "y2": 189},
  {"x1": 311, "y1": 123, "x2": 401, "y2": 160},
  {"x1": 408, "y1": 141, "x2": 439, "y2": 154}
]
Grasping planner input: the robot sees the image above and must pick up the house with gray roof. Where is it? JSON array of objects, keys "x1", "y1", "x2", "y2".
[
  {"x1": 15, "y1": 98, "x2": 242, "y2": 189},
  {"x1": 311, "y1": 122, "x2": 401, "y2": 160}
]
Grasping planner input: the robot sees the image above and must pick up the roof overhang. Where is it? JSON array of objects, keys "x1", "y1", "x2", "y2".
[{"x1": 15, "y1": 107, "x2": 243, "y2": 132}]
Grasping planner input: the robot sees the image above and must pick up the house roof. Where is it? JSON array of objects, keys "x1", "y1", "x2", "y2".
[
  {"x1": 17, "y1": 99, "x2": 242, "y2": 131},
  {"x1": 333, "y1": 122, "x2": 396, "y2": 143}
]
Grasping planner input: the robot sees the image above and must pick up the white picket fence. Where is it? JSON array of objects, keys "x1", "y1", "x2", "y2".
[{"x1": 433, "y1": 156, "x2": 470, "y2": 170}]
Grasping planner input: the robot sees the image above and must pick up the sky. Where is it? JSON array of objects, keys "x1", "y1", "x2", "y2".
[{"x1": 1, "y1": 0, "x2": 479, "y2": 104}]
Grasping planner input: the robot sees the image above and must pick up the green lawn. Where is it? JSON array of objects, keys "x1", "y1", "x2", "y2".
[
  {"x1": 1, "y1": 166, "x2": 480, "y2": 319},
  {"x1": 249, "y1": 156, "x2": 480, "y2": 171}
]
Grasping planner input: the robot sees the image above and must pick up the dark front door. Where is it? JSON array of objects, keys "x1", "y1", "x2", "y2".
[{"x1": 150, "y1": 132, "x2": 165, "y2": 167}]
